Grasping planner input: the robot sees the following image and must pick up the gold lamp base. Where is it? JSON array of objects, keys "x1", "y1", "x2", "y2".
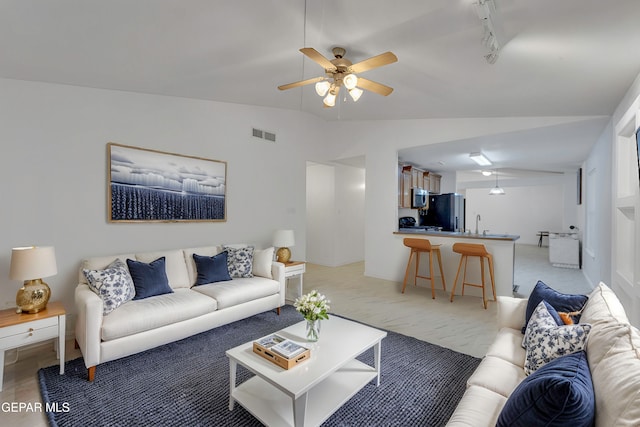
[
  {"x1": 16, "y1": 279, "x2": 50, "y2": 314},
  {"x1": 276, "y1": 247, "x2": 291, "y2": 263}
]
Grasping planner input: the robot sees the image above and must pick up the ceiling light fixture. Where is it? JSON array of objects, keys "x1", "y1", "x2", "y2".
[
  {"x1": 323, "y1": 87, "x2": 337, "y2": 107},
  {"x1": 348, "y1": 87, "x2": 363, "y2": 102},
  {"x1": 481, "y1": 170, "x2": 493, "y2": 176},
  {"x1": 343, "y1": 73, "x2": 358, "y2": 90},
  {"x1": 315, "y1": 80, "x2": 331, "y2": 97},
  {"x1": 489, "y1": 170, "x2": 505, "y2": 195},
  {"x1": 470, "y1": 152, "x2": 492, "y2": 166}
]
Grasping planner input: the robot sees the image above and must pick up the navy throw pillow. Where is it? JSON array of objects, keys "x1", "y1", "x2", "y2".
[
  {"x1": 523, "y1": 281, "x2": 588, "y2": 333},
  {"x1": 193, "y1": 252, "x2": 232, "y2": 286},
  {"x1": 126, "y1": 257, "x2": 173, "y2": 300},
  {"x1": 497, "y1": 351, "x2": 595, "y2": 427}
]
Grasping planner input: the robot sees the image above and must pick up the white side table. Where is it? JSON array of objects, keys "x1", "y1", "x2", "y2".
[
  {"x1": 283, "y1": 261, "x2": 306, "y2": 302},
  {"x1": 0, "y1": 301, "x2": 66, "y2": 391}
]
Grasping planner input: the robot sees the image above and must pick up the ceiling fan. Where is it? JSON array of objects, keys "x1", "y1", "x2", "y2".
[{"x1": 278, "y1": 47, "x2": 398, "y2": 107}]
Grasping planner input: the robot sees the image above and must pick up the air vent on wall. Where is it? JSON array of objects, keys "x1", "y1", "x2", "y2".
[{"x1": 252, "y1": 127, "x2": 276, "y2": 143}]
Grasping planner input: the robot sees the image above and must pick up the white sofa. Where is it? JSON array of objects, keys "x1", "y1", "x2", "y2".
[
  {"x1": 74, "y1": 245, "x2": 285, "y2": 381},
  {"x1": 447, "y1": 282, "x2": 640, "y2": 426}
]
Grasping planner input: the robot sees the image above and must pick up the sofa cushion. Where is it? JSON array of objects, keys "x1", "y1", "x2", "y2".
[
  {"x1": 101, "y1": 288, "x2": 218, "y2": 341},
  {"x1": 127, "y1": 257, "x2": 174, "y2": 300},
  {"x1": 253, "y1": 247, "x2": 274, "y2": 279},
  {"x1": 183, "y1": 246, "x2": 221, "y2": 286},
  {"x1": 82, "y1": 258, "x2": 135, "y2": 315},
  {"x1": 496, "y1": 351, "x2": 594, "y2": 427},
  {"x1": 523, "y1": 301, "x2": 591, "y2": 375},
  {"x1": 446, "y1": 385, "x2": 507, "y2": 427},
  {"x1": 223, "y1": 245, "x2": 254, "y2": 278},
  {"x1": 466, "y1": 356, "x2": 527, "y2": 398},
  {"x1": 580, "y1": 282, "x2": 629, "y2": 325},
  {"x1": 191, "y1": 276, "x2": 279, "y2": 309},
  {"x1": 135, "y1": 250, "x2": 191, "y2": 289},
  {"x1": 589, "y1": 322, "x2": 640, "y2": 426},
  {"x1": 523, "y1": 281, "x2": 588, "y2": 333},
  {"x1": 193, "y1": 252, "x2": 232, "y2": 285},
  {"x1": 486, "y1": 328, "x2": 527, "y2": 368}
]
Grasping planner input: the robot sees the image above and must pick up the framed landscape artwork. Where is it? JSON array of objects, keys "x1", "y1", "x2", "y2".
[{"x1": 108, "y1": 143, "x2": 227, "y2": 222}]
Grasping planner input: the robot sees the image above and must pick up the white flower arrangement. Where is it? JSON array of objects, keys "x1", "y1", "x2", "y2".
[{"x1": 293, "y1": 289, "x2": 330, "y2": 321}]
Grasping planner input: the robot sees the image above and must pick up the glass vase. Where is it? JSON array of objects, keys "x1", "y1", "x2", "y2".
[{"x1": 306, "y1": 319, "x2": 321, "y2": 342}]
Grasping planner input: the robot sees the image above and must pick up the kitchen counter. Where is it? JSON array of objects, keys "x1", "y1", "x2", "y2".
[
  {"x1": 394, "y1": 230, "x2": 519, "y2": 298},
  {"x1": 396, "y1": 229, "x2": 520, "y2": 241}
]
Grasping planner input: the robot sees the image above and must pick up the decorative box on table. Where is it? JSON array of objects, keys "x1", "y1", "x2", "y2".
[{"x1": 252, "y1": 334, "x2": 310, "y2": 370}]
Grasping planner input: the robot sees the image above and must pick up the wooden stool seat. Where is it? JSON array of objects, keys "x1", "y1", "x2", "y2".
[
  {"x1": 402, "y1": 238, "x2": 446, "y2": 299},
  {"x1": 449, "y1": 243, "x2": 496, "y2": 309}
]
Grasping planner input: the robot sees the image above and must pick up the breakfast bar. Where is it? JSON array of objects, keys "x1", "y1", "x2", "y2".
[{"x1": 394, "y1": 230, "x2": 520, "y2": 298}]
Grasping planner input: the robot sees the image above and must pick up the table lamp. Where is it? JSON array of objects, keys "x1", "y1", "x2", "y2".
[
  {"x1": 273, "y1": 230, "x2": 295, "y2": 263},
  {"x1": 9, "y1": 246, "x2": 57, "y2": 313}
]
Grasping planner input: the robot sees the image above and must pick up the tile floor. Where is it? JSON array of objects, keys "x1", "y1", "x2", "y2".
[{"x1": 0, "y1": 244, "x2": 591, "y2": 426}]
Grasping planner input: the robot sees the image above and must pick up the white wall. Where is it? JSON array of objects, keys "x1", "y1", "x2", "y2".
[
  {"x1": 465, "y1": 185, "x2": 564, "y2": 245},
  {"x1": 0, "y1": 78, "x2": 326, "y2": 329},
  {"x1": 582, "y1": 121, "x2": 613, "y2": 287},
  {"x1": 306, "y1": 162, "x2": 365, "y2": 266}
]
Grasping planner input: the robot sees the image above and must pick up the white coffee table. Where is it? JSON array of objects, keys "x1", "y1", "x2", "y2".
[{"x1": 226, "y1": 316, "x2": 387, "y2": 427}]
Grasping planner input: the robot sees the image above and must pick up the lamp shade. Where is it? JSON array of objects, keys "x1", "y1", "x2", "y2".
[
  {"x1": 10, "y1": 246, "x2": 57, "y2": 280},
  {"x1": 273, "y1": 230, "x2": 295, "y2": 248}
]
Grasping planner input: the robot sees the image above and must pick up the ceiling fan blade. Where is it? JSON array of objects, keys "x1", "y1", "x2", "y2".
[
  {"x1": 278, "y1": 76, "x2": 325, "y2": 91},
  {"x1": 357, "y1": 78, "x2": 394, "y2": 96},
  {"x1": 300, "y1": 48, "x2": 337, "y2": 71},
  {"x1": 349, "y1": 51, "x2": 397, "y2": 74}
]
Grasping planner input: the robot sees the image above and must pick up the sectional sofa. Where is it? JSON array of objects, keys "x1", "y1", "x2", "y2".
[
  {"x1": 447, "y1": 282, "x2": 640, "y2": 426},
  {"x1": 74, "y1": 245, "x2": 285, "y2": 381}
]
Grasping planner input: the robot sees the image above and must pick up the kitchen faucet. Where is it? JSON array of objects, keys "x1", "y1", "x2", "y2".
[{"x1": 475, "y1": 214, "x2": 481, "y2": 234}]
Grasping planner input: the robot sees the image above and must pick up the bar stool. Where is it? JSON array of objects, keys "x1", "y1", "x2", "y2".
[
  {"x1": 449, "y1": 243, "x2": 496, "y2": 309},
  {"x1": 402, "y1": 238, "x2": 446, "y2": 299}
]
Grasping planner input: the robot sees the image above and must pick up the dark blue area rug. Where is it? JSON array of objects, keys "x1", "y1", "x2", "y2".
[{"x1": 39, "y1": 305, "x2": 480, "y2": 426}]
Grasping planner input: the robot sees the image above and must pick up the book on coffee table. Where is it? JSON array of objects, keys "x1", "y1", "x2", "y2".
[{"x1": 252, "y1": 334, "x2": 310, "y2": 369}]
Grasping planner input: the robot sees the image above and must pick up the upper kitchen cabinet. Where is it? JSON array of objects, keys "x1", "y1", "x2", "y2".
[
  {"x1": 399, "y1": 164, "x2": 412, "y2": 207},
  {"x1": 398, "y1": 165, "x2": 440, "y2": 208},
  {"x1": 424, "y1": 172, "x2": 441, "y2": 194}
]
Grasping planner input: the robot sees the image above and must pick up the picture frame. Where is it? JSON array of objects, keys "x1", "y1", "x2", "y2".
[{"x1": 108, "y1": 143, "x2": 226, "y2": 222}]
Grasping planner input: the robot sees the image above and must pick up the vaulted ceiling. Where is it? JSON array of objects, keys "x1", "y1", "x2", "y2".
[{"x1": 2, "y1": 0, "x2": 639, "y2": 173}]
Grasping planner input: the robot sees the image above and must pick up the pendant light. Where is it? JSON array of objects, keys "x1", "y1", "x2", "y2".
[{"x1": 489, "y1": 170, "x2": 505, "y2": 195}]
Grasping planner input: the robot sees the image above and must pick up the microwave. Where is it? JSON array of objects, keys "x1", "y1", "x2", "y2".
[{"x1": 411, "y1": 187, "x2": 428, "y2": 208}]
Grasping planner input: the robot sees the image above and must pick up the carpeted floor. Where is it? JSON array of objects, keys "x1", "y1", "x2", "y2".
[{"x1": 39, "y1": 306, "x2": 480, "y2": 427}]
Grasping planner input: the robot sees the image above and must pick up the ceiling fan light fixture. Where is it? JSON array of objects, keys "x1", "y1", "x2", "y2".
[
  {"x1": 315, "y1": 80, "x2": 330, "y2": 97},
  {"x1": 323, "y1": 92, "x2": 336, "y2": 107},
  {"x1": 343, "y1": 73, "x2": 358, "y2": 90},
  {"x1": 481, "y1": 170, "x2": 492, "y2": 176},
  {"x1": 349, "y1": 87, "x2": 363, "y2": 102}
]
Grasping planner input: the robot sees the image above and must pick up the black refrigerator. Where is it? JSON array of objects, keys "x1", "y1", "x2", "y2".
[{"x1": 420, "y1": 193, "x2": 465, "y2": 231}]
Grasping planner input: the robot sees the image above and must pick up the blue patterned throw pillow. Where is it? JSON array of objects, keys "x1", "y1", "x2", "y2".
[
  {"x1": 83, "y1": 258, "x2": 135, "y2": 315},
  {"x1": 222, "y1": 245, "x2": 254, "y2": 278},
  {"x1": 523, "y1": 301, "x2": 591, "y2": 375}
]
